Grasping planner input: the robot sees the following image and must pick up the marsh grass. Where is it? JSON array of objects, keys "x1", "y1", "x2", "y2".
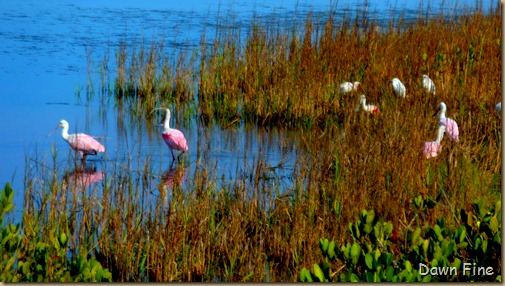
[
  {"x1": 20, "y1": 112, "x2": 500, "y2": 282},
  {"x1": 113, "y1": 38, "x2": 197, "y2": 117},
  {"x1": 17, "y1": 3, "x2": 502, "y2": 282}
]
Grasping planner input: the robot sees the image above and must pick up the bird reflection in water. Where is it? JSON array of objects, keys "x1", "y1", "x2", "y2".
[
  {"x1": 63, "y1": 166, "x2": 104, "y2": 189},
  {"x1": 159, "y1": 162, "x2": 187, "y2": 209},
  {"x1": 161, "y1": 162, "x2": 186, "y2": 188}
]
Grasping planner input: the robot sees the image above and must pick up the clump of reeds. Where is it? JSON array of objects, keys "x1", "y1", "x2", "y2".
[
  {"x1": 197, "y1": 8, "x2": 500, "y2": 129},
  {"x1": 114, "y1": 39, "x2": 196, "y2": 116}
]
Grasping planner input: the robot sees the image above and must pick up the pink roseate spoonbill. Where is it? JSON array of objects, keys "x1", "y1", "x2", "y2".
[
  {"x1": 391, "y1": 78, "x2": 406, "y2": 98},
  {"x1": 355, "y1": 94, "x2": 380, "y2": 114},
  {"x1": 495, "y1": 102, "x2": 501, "y2": 116},
  {"x1": 48, "y1": 120, "x2": 105, "y2": 163},
  {"x1": 423, "y1": 124, "x2": 446, "y2": 159},
  {"x1": 422, "y1": 74, "x2": 435, "y2": 95},
  {"x1": 339, "y1": 81, "x2": 361, "y2": 94},
  {"x1": 434, "y1": 102, "x2": 459, "y2": 142},
  {"x1": 158, "y1": 108, "x2": 188, "y2": 160}
]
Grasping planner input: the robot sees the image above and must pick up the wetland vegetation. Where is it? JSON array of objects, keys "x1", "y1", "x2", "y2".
[{"x1": 1, "y1": 2, "x2": 501, "y2": 282}]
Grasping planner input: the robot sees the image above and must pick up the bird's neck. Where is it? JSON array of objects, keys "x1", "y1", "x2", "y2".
[
  {"x1": 163, "y1": 112, "x2": 171, "y2": 131},
  {"x1": 61, "y1": 125, "x2": 70, "y2": 141},
  {"x1": 435, "y1": 125, "x2": 446, "y2": 143}
]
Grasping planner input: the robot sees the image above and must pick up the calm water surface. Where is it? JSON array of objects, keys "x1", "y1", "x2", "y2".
[{"x1": 0, "y1": 0, "x2": 497, "y2": 217}]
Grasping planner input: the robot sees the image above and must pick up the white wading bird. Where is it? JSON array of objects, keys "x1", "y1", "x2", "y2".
[
  {"x1": 391, "y1": 78, "x2": 406, "y2": 98},
  {"x1": 422, "y1": 74, "x2": 435, "y2": 95}
]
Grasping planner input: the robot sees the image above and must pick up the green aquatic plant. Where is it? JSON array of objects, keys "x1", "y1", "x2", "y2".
[
  {"x1": 299, "y1": 198, "x2": 501, "y2": 282},
  {"x1": 0, "y1": 183, "x2": 112, "y2": 282}
]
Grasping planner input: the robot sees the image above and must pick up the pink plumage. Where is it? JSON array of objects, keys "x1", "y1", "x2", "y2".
[
  {"x1": 67, "y1": 133, "x2": 106, "y2": 155},
  {"x1": 160, "y1": 108, "x2": 188, "y2": 160},
  {"x1": 437, "y1": 102, "x2": 459, "y2": 142},
  {"x1": 423, "y1": 142, "x2": 442, "y2": 159},
  {"x1": 48, "y1": 120, "x2": 105, "y2": 163},
  {"x1": 423, "y1": 124, "x2": 446, "y2": 159},
  {"x1": 439, "y1": 118, "x2": 459, "y2": 142},
  {"x1": 162, "y1": 131, "x2": 189, "y2": 152}
]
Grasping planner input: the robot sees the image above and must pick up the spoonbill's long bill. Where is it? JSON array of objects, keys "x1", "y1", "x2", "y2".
[
  {"x1": 434, "y1": 102, "x2": 459, "y2": 142},
  {"x1": 158, "y1": 108, "x2": 188, "y2": 160},
  {"x1": 391, "y1": 78, "x2": 406, "y2": 98},
  {"x1": 422, "y1": 74, "x2": 435, "y2": 95},
  {"x1": 340, "y1": 81, "x2": 361, "y2": 94},
  {"x1": 495, "y1": 102, "x2": 501, "y2": 116},
  {"x1": 355, "y1": 94, "x2": 380, "y2": 114},
  {"x1": 424, "y1": 124, "x2": 446, "y2": 159},
  {"x1": 48, "y1": 120, "x2": 105, "y2": 163}
]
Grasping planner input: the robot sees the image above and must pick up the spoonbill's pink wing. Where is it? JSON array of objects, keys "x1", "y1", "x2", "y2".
[
  {"x1": 162, "y1": 130, "x2": 188, "y2": 151},
  {"x1": 424, "y1": 141, "x2": 442, "y2": 159},
  {"x1": 67, "y1": 134, "x2": 106, "y2": 154},
  {"x1": 440, "y1": 119, "x2": 459, "y2": 142}
]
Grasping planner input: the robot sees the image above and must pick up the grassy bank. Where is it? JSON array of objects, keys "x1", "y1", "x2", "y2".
[{"x1": 10, "y1": 4, "x2": 503, "y2": 282}]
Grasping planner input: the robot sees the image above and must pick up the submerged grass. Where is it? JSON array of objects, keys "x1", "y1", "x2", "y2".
[{"x1": 15, "y1": 2, "x2": 502, "y2": 282}]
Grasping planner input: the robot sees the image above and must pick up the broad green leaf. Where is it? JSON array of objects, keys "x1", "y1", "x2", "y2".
[
  {"x1": 319, "y1": 238, "x2": 329, "y2": 253},
  {"x1": 299, "y1": 268, "x2": 313, "y2": 282},
  {"x1": 327, "y1": 241, "x2": 336, "y2": 259},
  {"x1": 459, "y1": 227, "x2": 466, "y2": 243},
  {"x1": 411, "y1": 228, "x2": 421, "y2": 244},
  {"x1": 386, "y1": 266, "x2": 395, "y2": 281},
  {"x1": 431, "y1": 258, "x2": 438, "y2": 267},
  {"x1": 350, "y1": 273, "x2": 360, "y2": 282},
  {"x1": 405, "y1": 261, "x2": 412, "y2": 273},
  {"x1": 313, "y1": 263, "x2": 325, "y2": 282},
  {"x1": 366, "y1": 210, "x2": 375, "y2": 225},
  {"x1": 365, "y1": 253, "x2": 373, "y2": 269},
  {"x1": 350, "y1": 242, "x2": 361, "y2": 266},
  {"x1": 433, "y1": 225, "x2": 443, "y2": 241}
]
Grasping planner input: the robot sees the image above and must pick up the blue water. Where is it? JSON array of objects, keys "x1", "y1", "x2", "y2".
[{"x1": 0, "y1": 0, "x2": 498, "y2": 218}]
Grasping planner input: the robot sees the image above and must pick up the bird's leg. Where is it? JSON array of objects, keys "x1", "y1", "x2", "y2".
[
  {"x1": 170, "y1": 148, "x2": 175, "y2": 161},
  {"x1": 81, "y1": 154, "x2": 87, "y2": 168},
  {"x1": 169, "y1": 159, "x2": 175, "y2": 171}
]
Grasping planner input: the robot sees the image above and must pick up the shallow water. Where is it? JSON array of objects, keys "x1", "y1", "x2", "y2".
[{"x1": 0, "y1": 0, "x2": 497, "y2": 219}]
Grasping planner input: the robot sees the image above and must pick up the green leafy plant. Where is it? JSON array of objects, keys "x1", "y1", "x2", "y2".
[
  {"x1": 300, "y1": 198, "x2": 501, "y2": 282},
  {"x1": 0, "y1": 183, "x2": 112, "y2": 282}
]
